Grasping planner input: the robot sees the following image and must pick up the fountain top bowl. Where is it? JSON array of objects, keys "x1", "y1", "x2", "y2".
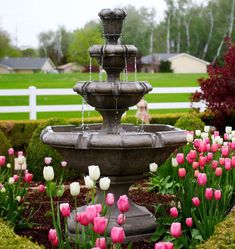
[{"x1": 98, "y1": 8, "x2": 127, "y2": 20}]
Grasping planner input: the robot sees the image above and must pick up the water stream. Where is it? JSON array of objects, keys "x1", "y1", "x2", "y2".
[{"x1": 134, "y1": 57, "x2": 137, "y2": 82}]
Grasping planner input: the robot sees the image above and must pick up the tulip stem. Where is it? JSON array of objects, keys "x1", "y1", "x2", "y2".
[{"x1": 74, "y1": 198, "x2": 79, "y2": 249}]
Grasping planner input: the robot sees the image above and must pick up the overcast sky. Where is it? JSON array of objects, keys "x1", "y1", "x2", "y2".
[{"x1": 0, "y1": 0, "x2": 206, "y2": 48}]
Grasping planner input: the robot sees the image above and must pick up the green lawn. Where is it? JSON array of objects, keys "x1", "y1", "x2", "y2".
[{"x1": 0, "y1": 73, "x2": 206, "y2": 120}]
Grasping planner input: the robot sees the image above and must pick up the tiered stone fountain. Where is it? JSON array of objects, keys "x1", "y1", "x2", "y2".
[{"x1": 41, "y1": 8, "x2": 186, "y2": 242}]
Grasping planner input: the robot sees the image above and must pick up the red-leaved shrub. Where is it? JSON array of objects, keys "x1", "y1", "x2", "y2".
[{"x1": 192, "y1": 37, "x2": 235, "y2": 130}]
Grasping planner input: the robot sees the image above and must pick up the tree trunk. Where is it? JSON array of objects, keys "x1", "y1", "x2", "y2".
[
  {"x1": 166, "y1": 16, "x2": 171, "y2": 53},
  {"x1": 177, "y1": 17, "x2": 181, "y2": 53}
]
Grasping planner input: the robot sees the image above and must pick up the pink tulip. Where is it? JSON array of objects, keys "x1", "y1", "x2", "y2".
[
  {"x1": 170, "y1": 222, "x2": 182, "y2": 238},
  {"x1": 24, "y1": 173, "x2": 33, "y2": 183},
  {"x1": 18, "y1": 151, "x2": 23, "y2": 156},
  {"x1": 224, "y1": 133, "x2": 229, "y2": 140},
  {"x1": 0, "y1": 156, "x2": 6, "y2": 166},
  {"x1": 155, "y1": 242, "x2": 174, "y2": 249},
  {"x1": 61, "y1": 161, "x2": 67, "y2": 167},
  {"x1": 215, "y1": 167, "x2": 223, "y2": 177},
  {"x1": 86, "y1": 205, "x2": 98, "y2": 222},
  {"x1": 8, "y1": 148, "x2": 14, "y2": 156},
  {"x1": 38, "y1": 184, "x2": 46, "y2": 193},
  {"x1": 186, "y1": 154, "x2": 194, "y2": 164},
  {"x1": 219, "y1": 158, "x2": 225, "y2": 165},
  {"x1": 207, "y1": 152, "x2": 213, "y2": 161},
  {"x1": 231, "y1": 142, "x2": 235, "y2": 150},
  {"x1": 176, "y1": 153, "x2": 184, "y2": 164},
  {"x1": 51, "y1": 237, "x2": 59, "y2": 247},
  {"x1": 193, "y1": 139, "x2": 200, "y2": 150},
  {"x1": 189, "y1": 150, "x2": 197, "y2": 159},
  {"x1": 194, "y1": 170, "x2": 199, "y2": 178},
  {"x1": 93, "y1": 216, "x2": 108, "y2": 234},
  {"x1": 205, "y1": 188, "x2": 213, "y2": 200},
  {"x1": 211, "y1": 160, "x2": 218, "y2": 170},
  {"x1": 13, "y1": 174, "x2": 19, "y2": 182},
  {"x1": 48, "y1": 229, "x2": 58, "y2": 247},
  {"x1": 77, "y1": 212, "x2": 89, "y2": 226},
  {"x1": 232, "y1": 156, "x2": 235, "y2": 167},
  {"x1": 214, "y1": 131, "x2": 219, "y2": 137},
  {"x1": 214, "y1": 190, "x2": 222, "y2": 200},
  {"x1": 117, "y1": 195, "x2": 130, "y2": 213},
  {"x1": 170, "y1": 207, "x2": 178, "y2": 218},
  {"x1": 198, "y1": 141, "x2": 207, "y2": 153},
  {"x1": 197, "y1": 173, "x2": 207, "y2": 186},
  {"x1": 225, "y1": 158, "x2": 231, "y2": 170},
  {"x1": 95, "y1": 204, "x2": 102, "y2": 214},
  {"x1": 206, "y1": 143, "x2": 211, "y2": 152},
  {"x1": 211, "y1": 143, "x2": 218, "y2": 153},
  {"x1": 192, "y1": 197, "x2": 200, "y2": 207},
  {"x1": 91, "y1": 247, "x2": 101, "y2": 249},
  {"x1": 95, "y1": 237, "x2": 106, "y2": 249},
  {"x1": 44, "y1": 157, "x2": 52, "y2": 165},
  {"x1": 192, "y1": 162, "x2": 199, "y2": 170},
  {"x1": 111, "y1": 227, "x2": 125, "y2": 244},
  {"x1": 106, "y1": 193, "x2": 115, "y2": 206},
  {"x1": 186, "y1": 217, "x2": 193, "y2": 227},
  {"x1": 117, "y1": 213, "x2": 126, "y2": 225},
  {"x1": 204, "y1": 137, "x2": 210, "y2": 144},
  {"x1": 60, "y1": 203, "x2": 70, "y2": 217},
  {"x1": 222, "y1": 146, "x2": 229, "y2": 157},
  {"x1": 178, "y1": 168, "x2": 186, "y2": 178},
  {"x1": 198, "y1": 156, "x2": 206, "y2": 168}
]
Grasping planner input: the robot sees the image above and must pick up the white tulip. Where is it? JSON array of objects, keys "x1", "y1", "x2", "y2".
[
  {"x1": 88, "y1": 165, "x2": 100, "y2": 181},
  {"x1": 16, "y1": 196, "x2": 21, "y2": 202},
  {"x1": 99, "y1": 177, "x2": 111, "y2": 191},
  {"x1": 232, "y1": 137, "x2": 235, "y2": 143},
  {"x1": 1, "y1": 187, "x2": 6, "y2": 193},
  {"x1": 218, "y1": 137, "x2": 223, "y2": 145},
  {"x1": 204, "y1": 126, "x2": 210, "y2": 133},
  {"x1": 172, "y1": 157, "x2": 178, "y2": 167},
  {"x1": 149, "y1": 162, "x2": 158, "y2": 172},
  {"x1": 8, "y1": 177, "x2": 14, "y2": 184},
  {"x1": 186, "y1": 133, "x2": 194, "y2": 143},
  {"x1": 18, "y1": 156, "x2": 26, "y2": 165},
  {"x1": 84, "y1": 176, "x2": 94, "y2": 189},
  {"x1": 70, "y1": 182, "x2": 80, "y2": 197},
  {"x1": 7, "y1": 163, "x2": 11, "y2": 168},
  {"x1": 195, "y1": 130, "x2": 201, "y2": 137},
  {"x1": 201, "y1": 132, "x2": 208, "y2": 139},
  {"x1": 43, "y1": 166, "x2": 54, "y2": 181},
  {"x1": 232, "y1": 131, "x2": 235, "y2": 137},
  {"x1": 225, "y1": 126, "x2": 232, "y2": 134}
]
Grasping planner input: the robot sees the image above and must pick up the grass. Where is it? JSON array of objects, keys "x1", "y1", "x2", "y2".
[{"x1": 0, "y1": 72, "x2": 206, "y2": 120}]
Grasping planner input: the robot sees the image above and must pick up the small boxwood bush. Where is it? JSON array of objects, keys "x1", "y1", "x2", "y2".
[
  {"x1": 197, "y1": 209, "x2": 235, "y2": 249},
  {"x1": 0, "y1": 129, "x2": 12, "y2": 161},
  {"x1": 0, "y1": 221, "x2": 43, "y2": 249},
  {"x1": 175, "y1": 113, "x2": 205, "y2": 131},
  {"x1": 26, "y1": 118, "x2": 80, "y2": 181}
]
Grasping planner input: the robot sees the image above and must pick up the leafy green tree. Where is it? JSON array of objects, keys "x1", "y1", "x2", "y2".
[{"x1": 0, "y1": 28, "x2": 12, "y2": 59}]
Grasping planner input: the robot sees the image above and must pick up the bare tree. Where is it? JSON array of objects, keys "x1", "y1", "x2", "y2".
[{"x1": 166, "y1": 16, "x2": 171, "y2": 53}]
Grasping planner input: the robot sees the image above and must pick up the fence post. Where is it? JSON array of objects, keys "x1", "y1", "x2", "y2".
[{"x1": 29, "y1": 86, "x2": 37, "y2": 120}]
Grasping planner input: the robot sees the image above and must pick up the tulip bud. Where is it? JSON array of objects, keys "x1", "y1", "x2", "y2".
[
  {"x1": 178, "y1": 168, "x2": 186, "y2": 178},
  {"x1": 1, "y1": 187, "x2": 6, "y2": 193},
  {"x1": 13, "y1": 174, "x2": 19, "y2": 182},
  {"x1": 117, "y1": 195, "x2": 130, "y2": 213},
  {"x1": 211, "y1": 160, "x2": 218, "y2": 170},
  {"x1": 225, "y1": 126, "x2": 232, "y2": 134},
  {"x1": 99, "y1": 177, "x2": 111, "y2": 191},
  {"x1": 171, "y1": 157, "x2": 178, "y2": 167},
  {"x1": 194, "y1": 170, "x2": 199, "y2": 178},
  {"x1": 8, "y1": 148, "x2": 14, "y2": 156},
  {"x1": 8, "y1": 177, "x2": 14, "y2": 184},
  {"x1": 117, "y1": 213, "x2": 126, "y2": 225},
  {"x1": 38, "y1": 184, "x2": 46, "y2": 193},
  {"x1": 214, "y1": 190, "x2": 222, "y2": 200},
  {"x1": 111, "y1": 227, "x2": 125, "y2": 244},
  {"x1": 215, "y1": 167, "x2": 222, "y2": 177},
  {"x1": 170, "y1": 207, "x2": 178, "y2": 218},
  {"x1": 43, "y1": 166, "x2": 54, "y2": 181},
  {"x1": 186, "y1": 133, "x2": 194, "y2": 143},
  {"x1": 95, "y1": 204, "x2": 102, "y2": 214},
  {"x1": 95, "y1": 238, "x2": 106, "y2": 249},
  {"x1": 192, "y1": 162, "x2": 199, "y2": 170},
  {"x1": 170, "y1": 222, "x2": 182, "y2": 238},
  {"x1": 18, "y1": 156, "x2": 26, "y2": 165},
  {"x1": 84, "y1": 176, "x2": 94, "y2": 189},
  {"x1": 106, "y1": 193, "x2": 115, "y2": 206},
  {"x1": 192, "y1": 197, "x2": 200, "y2": 207},
  {"x1": 149, "y1": 162, "x2": 158, "y2": 172},
  {"x1": 93, "y1": 216, "x2": 108, "y2": 234},
  {"x1": 201, "y1": 132, "x2": 208, "y2": 139},
  {"x1": 88, "y1": 165, "x2": 100, "y2": 181},
  {"x1": 195, "y1": 130, "x2": 201, "y2": 137},
  {"x1": 186, "y1": 217, "x2": 193, "y2": 227},
  {"x1": 61, "y1": 161, "x2": 67, "y2": 167},
  {"x1": 44, "y1": 157, "x2": 52, "y2": 165},
  {"x1": 70, "y1": 182, "x2": 80, "y2": 196},
  {"x1": 0, "y1": 156, "x2": 6, "y2": 166},
  {"x1": 60, "y1": 203, "x2": 70, "y2": 217},
  {"x1": 219, "y1": 157, "x2": 225, "y2": 165},
  {"x1": 204, "y1": 126, "x2": 210, "y2": 133},
  {"x1": 7, "y1": 163, "x2": 11, "y2": 168},
  {"x1": 197, "y1": 173, "x2": 207, "y2": 186},
  {"x1": 16, "y1": 196, "x2": 21, "y2": 202},
  {"x1": 86, "y1": 205, "x2": 98, "y2": 223},
  {"x1": 205, "y1": 188, "x2": 213, "y2": 200},
  {"x1": 176, "y1": 153, "x2": 184, "y2": 164},
  {"x1": 24, "y1": 173, "x2": 33, "y2": 183}
]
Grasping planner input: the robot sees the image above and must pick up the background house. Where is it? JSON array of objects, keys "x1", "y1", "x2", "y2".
[
  {"x1": 141, "y1": 53, "x2": 210, "y2": 73},
  {"x1": 57, "y1": 63, "x2": 84, "y2": 73},
  {"x1": 0, "y1": 57, "x2": 55, "y2": 74}
]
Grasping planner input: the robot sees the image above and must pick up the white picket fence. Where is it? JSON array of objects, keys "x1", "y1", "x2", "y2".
[{"x1": 0, "y1": 86, "x2": 206, "y2": 120}]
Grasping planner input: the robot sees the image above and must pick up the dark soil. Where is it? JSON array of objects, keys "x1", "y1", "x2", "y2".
[{"x1": 16, "y1": 180, "x2": 173, "y2": 249}]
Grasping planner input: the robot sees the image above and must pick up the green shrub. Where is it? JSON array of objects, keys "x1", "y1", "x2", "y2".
[
  {"x1": 159, "y1": 60, "x2": 173, "y2": 72},
  {"x1": 26, "y1": 118, "x2": 80, "y2": 181},
  {"x1": 0, "y1": 129, "x2": 11, "y2": 161},
  {"x1": 197, "y1": 209, "x2": 235, "y2": 249},
  {"x1": 175, "y1": 113, "x2": 205, "y2": 131},
  {"x1": 0, "y1": 221, "x2": 43, "y2": 249}
]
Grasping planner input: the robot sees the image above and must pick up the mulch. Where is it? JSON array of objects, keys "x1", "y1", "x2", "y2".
[{"x1": 16, "y1": 179, "x2": 173, "y2": 249}]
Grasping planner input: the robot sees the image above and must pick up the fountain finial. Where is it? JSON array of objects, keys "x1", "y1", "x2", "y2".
[{"x1": 99, "y1": 8, "x2": 127, "y2": 44}]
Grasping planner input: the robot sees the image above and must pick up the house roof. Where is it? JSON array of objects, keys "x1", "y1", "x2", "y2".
[
  {"x1": 141, "y1": 53, "x2": 209, "y2": 65},
  {"x1": 141, "y1": 53, "x2": 179, "y2": 64},
  {"x1": 0, "y1": 57, "x2": 51, "y2": 70}
]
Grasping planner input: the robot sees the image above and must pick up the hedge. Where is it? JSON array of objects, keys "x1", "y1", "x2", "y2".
[
  {"x1": 197, "y1": 209, "x2": 235, "y2": 249},
  {"x1": 0, "y1": 221, "x2": 43, "y2": 249},
  {"x1": 0, "y1": 113, "x2": 207, "y2": 151}
]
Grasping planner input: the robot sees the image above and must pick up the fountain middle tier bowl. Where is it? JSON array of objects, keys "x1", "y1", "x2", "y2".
[
  {"x1": 73, "y1": 81, "x2": 152, "y2": 109},
  {"x1": 41, "y1": 124, "x2": 186, "y2": 176}
]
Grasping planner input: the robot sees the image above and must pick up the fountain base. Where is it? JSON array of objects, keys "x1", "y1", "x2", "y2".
[{"x1": 67, "y1": 175, "x2": 156, "y2": 242}]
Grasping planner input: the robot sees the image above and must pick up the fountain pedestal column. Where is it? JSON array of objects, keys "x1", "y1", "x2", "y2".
[{"x1": 68, "y1": 175, "x2": 157, "y2": 242}]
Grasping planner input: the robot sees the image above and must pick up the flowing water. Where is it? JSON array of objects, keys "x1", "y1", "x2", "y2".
[
  {"x1": 134, "y1": 57, "x2": 137, "y2": 82},
  {"x1": 124, "y1": 56, "x2": 128, "y2": 82},
  {"x1": 89, "y1": 57, "x2": 92, "y2": 82}
]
